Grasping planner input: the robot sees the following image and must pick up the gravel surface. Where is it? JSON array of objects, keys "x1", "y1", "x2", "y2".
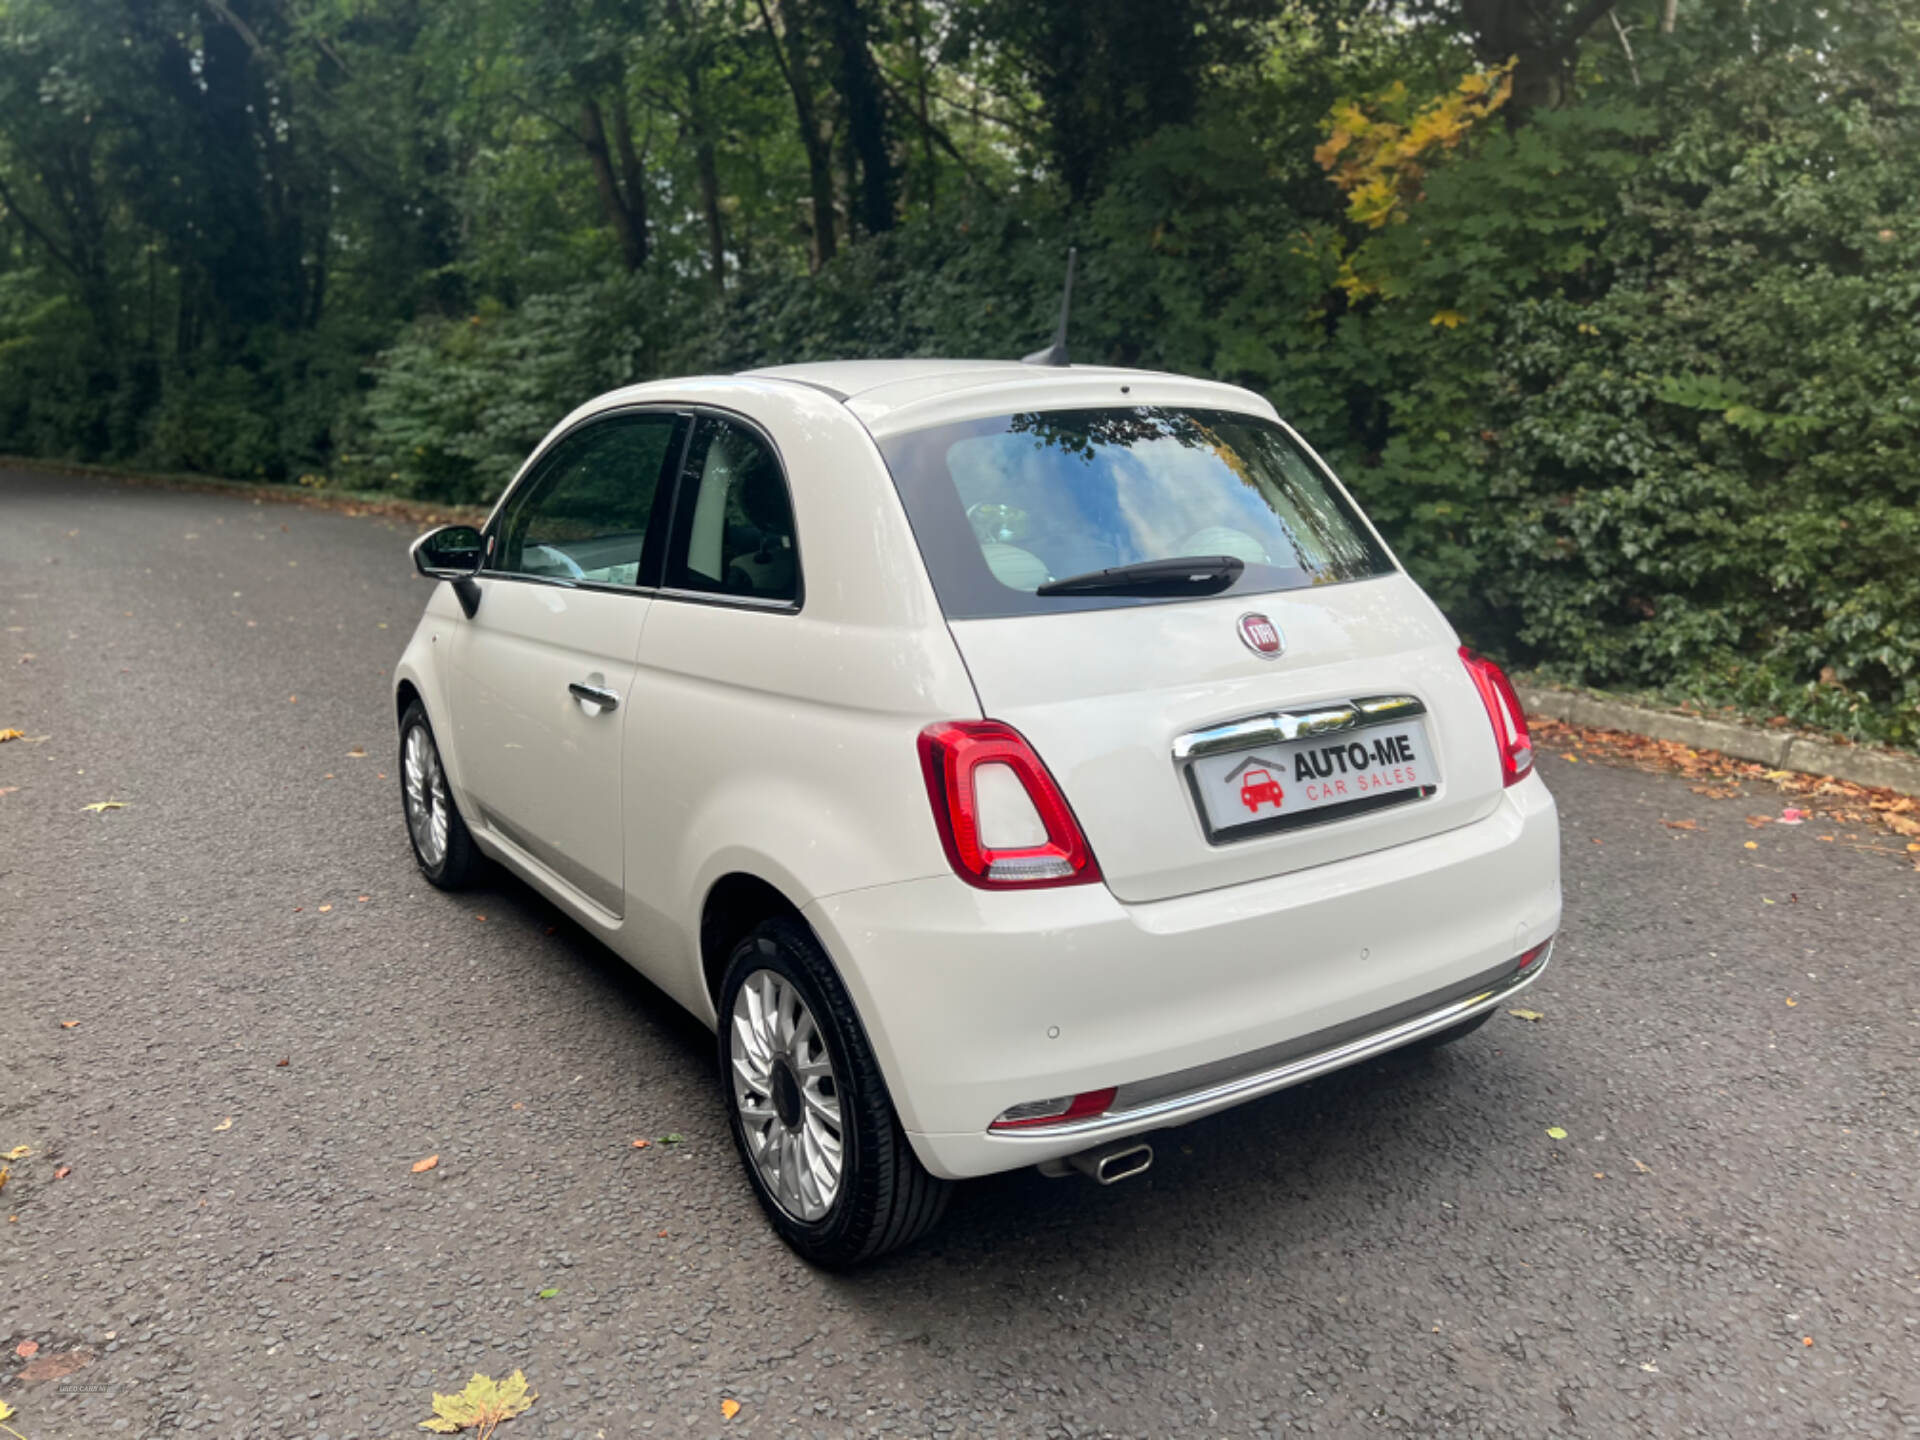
[{"x1": 3, "y1": 465, "x2": 1916, "y2": 1439}]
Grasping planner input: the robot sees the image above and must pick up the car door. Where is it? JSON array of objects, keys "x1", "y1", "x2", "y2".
[
  {"x1": 445, "y1": 409, "x2": 684, "y2": 919},
  {"x1": 620, "y1": 411, "x2": 808, "y2": 1008}
]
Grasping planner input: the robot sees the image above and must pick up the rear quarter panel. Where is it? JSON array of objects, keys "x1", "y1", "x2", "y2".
[{"x1": 614, "y1": 382, "x2": 982, "y2": 1022}]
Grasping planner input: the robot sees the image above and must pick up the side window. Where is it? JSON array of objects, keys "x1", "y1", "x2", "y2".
[
  {"x1": 666, "y1": 415, "x2": 800, "y2": 604},
  {"x1": 491, "y1": 413, "x2": 679, "y2": 586}
]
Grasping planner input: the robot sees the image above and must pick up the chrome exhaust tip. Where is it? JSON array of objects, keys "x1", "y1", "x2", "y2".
[{"x1": 1065, "y1": 1140, "x2": 1153, "y2": 1185}]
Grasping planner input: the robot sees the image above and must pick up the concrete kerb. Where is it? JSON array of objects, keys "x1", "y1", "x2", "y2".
[{"x1": 1518, "y1": 685, "x2": 1920, "y2": 799}]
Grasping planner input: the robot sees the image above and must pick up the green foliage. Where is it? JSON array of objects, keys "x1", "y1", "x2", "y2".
[{"x1": 1, "y1": 0, "x2": 1916, "y2": 745}]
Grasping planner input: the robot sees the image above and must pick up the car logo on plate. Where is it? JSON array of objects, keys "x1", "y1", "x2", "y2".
[{"x1": 1238, "y1": 613, "x2": 1284, "y2": 659}]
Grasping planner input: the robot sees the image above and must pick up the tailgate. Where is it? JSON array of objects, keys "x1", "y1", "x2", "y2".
[{"x1": 946, "y1": 576, "x2": 1505, "y2": 903}]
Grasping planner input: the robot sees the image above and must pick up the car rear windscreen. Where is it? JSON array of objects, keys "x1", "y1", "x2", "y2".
[{"x1": 876, "y1": 407, "x2": 1396, "y2": 619}]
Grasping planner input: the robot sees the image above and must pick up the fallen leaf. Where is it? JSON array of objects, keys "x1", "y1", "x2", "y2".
[
  {"x1": 1745, "y1": 814, "x2": 1772, "y2": 828},
  {"x1": 0, "y1": 1399, "x2": 15, "y2": 1422},
  {"x1": 1744, "y1": 841, "x2": 1758, "y2": 850},
  {"x1": 213, "y1": 1116, "x2": 233, "y2": 1132},
  {"x1": 1661, "y1": 819, "x2": 1697, "y2": 831},
  {"x1": 1802, "y1": 1336, "x2": 1814, "y2": 1347},
  {"x1": 412, "y1": 1154, "x2": 439, "y2": 1173},
  {"x1": 662, "y1": 1133, "x2": 683, "y2": 1145},
  {"x1": 317, "y1": 904, "x2": 332, "y2": 913},
  {"x1": 0, "y1": 728, "x2": 25, "y2": 742},
  {"x1": 631, "y1": 1139, "x2": 650, "y2": 1149},
  {"x1": 276, "y1": 1057, "x2": 289, "y2": 1067},
  {"x1": 1640, "y1": 1361, "x2": 1660, "y2": 1374},
  {"x1": 1545, "y1": 1126, "x2": 1568, "y2": 1140},
  {"x1": 19, "y1": 1348, "x2": 93, "y2": 1381},
  {"x1": 347, "y1": 746, "x2": 367, "y2": 758},
  {"x1": 721, "y1": 1398, "x2": 742, "y2": 1421},
  {"x1": 1507, "y1": 1008, "x2": 1544, "y2": 1022},
  {"x1": 475, "y1": 914, "x2": 486, "y2": 922},
  {"x1": 1632, "y1": 1158, "x2": 1652, "y2": 1173},
  {"x1": 80, "y1": 800, "x2": 126, "y2": 813},
  {"x1": 59, "y1": 1020, "x2": 77, "y2": 1029},
  {"x1": 510, "y1": 1102, "x2": 524, "y2": 1111},
  {"x1": 53, "y1": 1166, "x2": 69, "y2": 1180},
  {"x1": 358, "y1": 895, "x2": 370, "y2": 903},
  {"x1": 536, "y1": 1288, "x2": 559, "y2": 1300},
  {"x1": 14, "y1": 1340, "x2": 36, "y2": 1359},
  {"x1": 1785, "y1": 998, "x2": 1797, "y2": 1007},
  {"x1": 417, "y1": 1369, "x2": 536, "y2": 1434},
  {"x1": 4, "y1": 1145, "x2": 29, "y2": 1161},
  {"x1": 0, "y1": 1169, "x2": 7, "y2": 1195},
  {"x1": 0, "y1": 787, "x2": 18, "y2": 797},
  {"x1": 1593, "y1": 1172, "x2": 1606, "y2": 1179}
]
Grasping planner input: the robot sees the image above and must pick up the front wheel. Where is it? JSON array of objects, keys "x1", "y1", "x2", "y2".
[
  {"x1": 719, "y1": 917, "x2": 950, "y2": 1266},
  {"x1": 399, "y1": 700, "x2": 478, "y2": 889}
]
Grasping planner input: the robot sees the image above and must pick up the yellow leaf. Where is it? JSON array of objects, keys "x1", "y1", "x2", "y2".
[
  {"x1": 80, "y1": 800, "x2": 126, "y2": 813},
  {"x1": 1744, "y1": 840, "x2": 1758, "y2": 849},
  {"x1": 412, "y1": 1154, "x2": 439, "y2": 1173},
  {"x1": 721, "y1": 1398, "x2": 742, "y2": 1420},
  {"x1": 418, "y1": 1370, "x2": 536, "y2": 1435},
  {"x1": 0, "y1": 1397, "x2": 15, "y2": 1422},
  {"x1": 3, "y1": 1145, "x2": 29, "y2": 1161},
  {"x1": 0, "y1": 1168, "x2": 8, "y2": 1196},
  {"x1": 213, "y1": 1117, "x2": 233, "y2": 1132},
  {"x1": 0, "y1": 729, "x2": 24, "y2": 742},
  {"x1": 1506, "y1": 1008, "x2": 1544, "y2": 1022},
  {"x1": 1430, "y1": 310, "x2": 1467, "y2": 329}
]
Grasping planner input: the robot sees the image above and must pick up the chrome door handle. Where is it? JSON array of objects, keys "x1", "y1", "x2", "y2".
[{"x1": 568, "y1": 681, "x2": 620, "y2": 711}]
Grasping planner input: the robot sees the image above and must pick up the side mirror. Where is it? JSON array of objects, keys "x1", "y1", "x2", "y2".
[
  {"x1": 412, "y1": 524, "x2": 484, "y2": 578},
  {"x1": 411, "y1": 524, "x2": 484, "y2": 617}
]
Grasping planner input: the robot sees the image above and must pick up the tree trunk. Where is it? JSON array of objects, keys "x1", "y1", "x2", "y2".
[
  {"x1": 610, "y1": 91, "x2": 651, "y2": 264},
  {"x1": 1458, "y1": 0, "x2": 1619, "y2": 119},
  {"x1": 761, "y1": 0, "x2": 837, "y2": 269},
  {"x1": 822, "y1": 0, "x2": 893, "y2": 234},
  {"x1": 581, "y1": 98, "x2": 649, "y2": 272},
  {"x1": 687, "y1": 66, "x2": 727, "y2": 290}
]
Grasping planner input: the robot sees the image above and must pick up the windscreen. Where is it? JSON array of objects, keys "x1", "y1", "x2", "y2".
[{"x1": 877, "y1": 407, "x2": 1396, "y2": 618}]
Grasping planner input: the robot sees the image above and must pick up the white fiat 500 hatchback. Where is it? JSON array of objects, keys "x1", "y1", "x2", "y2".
[{"x1": 395, "y1": 359, "x2": 1560, "y2": 1265}]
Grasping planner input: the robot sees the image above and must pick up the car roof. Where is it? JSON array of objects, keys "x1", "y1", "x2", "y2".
[{"x1": 740, "y1": 358, "x2": 1276, "y2": 438}]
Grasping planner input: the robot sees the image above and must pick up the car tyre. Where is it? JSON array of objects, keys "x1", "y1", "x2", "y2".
[
  {"x1": 1405, "y1": 1006, "x2": 1495, "y2": 1053},
  {"x1": 719, "y1": 916, "x2": 950, "y2": 1267},
  {"x1": 399, "y1": 699, "x2": 479, "y2": 890}
]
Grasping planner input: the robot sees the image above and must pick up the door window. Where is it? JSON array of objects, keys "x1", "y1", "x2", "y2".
[
  {"x1": 665, "y1": 416, "x2": 800, "y2": 604},
  {"x1": 491, "y1": 413, "x2": 680, "y2": 586}
]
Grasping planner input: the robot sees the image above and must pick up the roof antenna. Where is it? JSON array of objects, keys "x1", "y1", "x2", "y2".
[{"x1": 1022, "y1": 247, "x2": 1076, "y2": 367}]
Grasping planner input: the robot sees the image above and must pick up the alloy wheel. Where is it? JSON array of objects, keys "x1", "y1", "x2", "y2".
[
  {"x1": 729, "y1": 968, "x2": 845, "y2": 1222},
  {"x1": 403, "y1": 723, "x2": 450, "y2": 868}
]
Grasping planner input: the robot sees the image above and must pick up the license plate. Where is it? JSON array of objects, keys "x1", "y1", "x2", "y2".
[{"x1": 1185, "y1": 721, "x2": 1438, "y2": 841}]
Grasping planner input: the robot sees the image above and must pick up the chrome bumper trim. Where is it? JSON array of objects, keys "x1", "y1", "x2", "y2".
[
  {"x1": 1172, "y1": 693, "x2": 1427, "y2": 760},
  {"x1": 989, "y1": 940, "x2": 1554, "y2": 1142}
]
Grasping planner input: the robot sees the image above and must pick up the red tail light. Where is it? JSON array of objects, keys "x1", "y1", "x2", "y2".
[
  {"x1": 1459, "y1": 647, "x2": 1534, "y2": 786},
  {"x1": 918, "y1": 720, "x2": 1101, "y2": 889},
  {"x1": 990, "y1": 1087, "x2": 1117, "y2": 1130}
]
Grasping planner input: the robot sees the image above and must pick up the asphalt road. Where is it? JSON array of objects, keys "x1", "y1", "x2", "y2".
[{"x1": 3, "y1": 465, "x2": 1917, "y2": 1440}]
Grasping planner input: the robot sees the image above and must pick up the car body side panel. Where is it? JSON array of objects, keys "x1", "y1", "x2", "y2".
[{"x1": 614, "y1": 384, "x2": 985, "y2": 1022}]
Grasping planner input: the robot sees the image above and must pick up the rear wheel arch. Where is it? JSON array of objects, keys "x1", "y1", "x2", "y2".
[
  {"x1": 700, "y1": 872, "x2": 805, "y2": 1016},
  {"x1": 395, "y1": 678, "x2": 423, "y2": 729}
]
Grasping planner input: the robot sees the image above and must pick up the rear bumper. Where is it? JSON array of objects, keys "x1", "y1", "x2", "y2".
[{"x1": 806, "y1": 772, "x2": 1560, "y2": 1180}]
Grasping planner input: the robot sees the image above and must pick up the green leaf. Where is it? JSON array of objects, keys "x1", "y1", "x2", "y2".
[
  {"x1": 1546, "y1": 1126, "x2": 1568, "y2": 1140},
  {"x1": 536, "y1": 1288, "x2": 559, "y2": 1300}
]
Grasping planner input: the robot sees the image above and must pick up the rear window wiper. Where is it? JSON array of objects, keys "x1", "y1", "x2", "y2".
[{"x1": 1035, "y1": 555, "x2": 1244, "y2": 598}]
